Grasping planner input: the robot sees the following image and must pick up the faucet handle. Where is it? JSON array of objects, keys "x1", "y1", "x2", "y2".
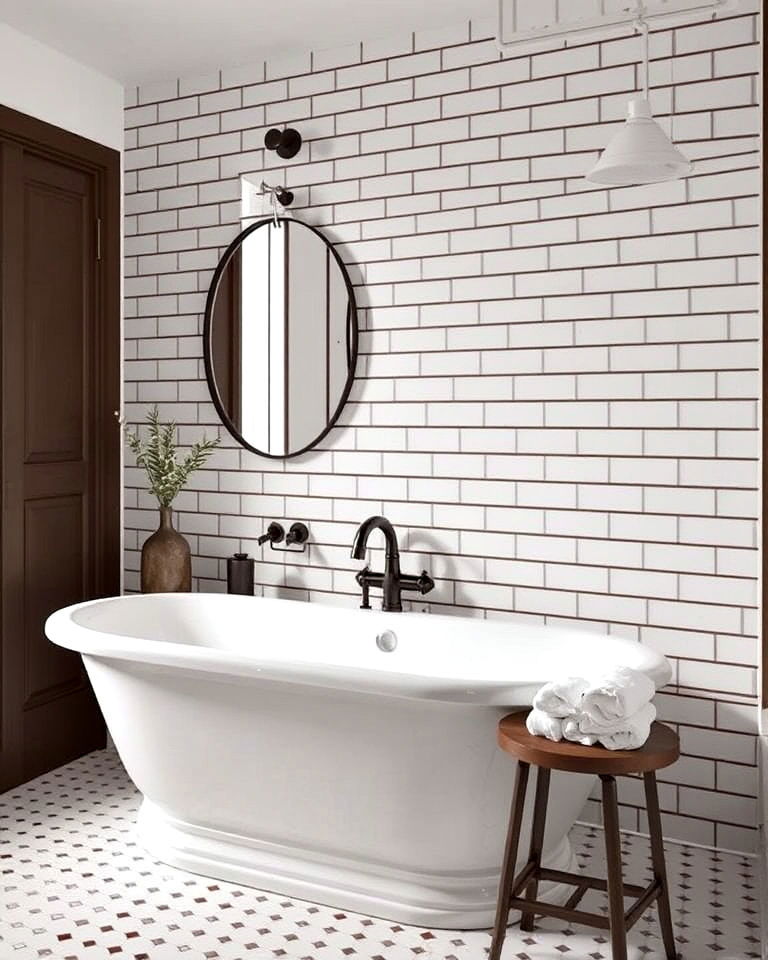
[
  {"x1": 285, "y1": 521, "x2": 309, "y2": 546},
  {"x1": 257, "y1": 521, "x2": 285, "y2": 546},
  {"x1": 417, "y1": 570, "x2": 435, "y2": 595},
  {"x1": 356, "y1": 566, "x2": 372, "y2": 609}
]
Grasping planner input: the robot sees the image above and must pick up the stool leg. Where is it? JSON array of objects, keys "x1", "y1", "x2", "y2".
[
  {"x1": 600, "y1": 775, "x2": 628, "y2": 960},
  {"x1": 489, "y1": 761, "x2": 530, "y2": 960},
  {"x1": 643, "y1": 772, "x2": 678, "y2": 960},
  {"x1": 520, "y1": 766, "x2": 550, "y2": 932}
]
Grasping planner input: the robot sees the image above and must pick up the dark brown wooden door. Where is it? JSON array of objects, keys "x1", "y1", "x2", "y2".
[{"x1": 0, "y1": 109, "x2": 120, "y2": 792}]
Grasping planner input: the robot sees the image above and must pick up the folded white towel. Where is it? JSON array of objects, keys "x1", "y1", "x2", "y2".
[
  {"x1": 580, "y1": 667, "x2": 655, "y2": 726},
  {"x1": 526, "y1": 709, "x2": 564, "y2": 742},
  {"x1": 532, "y1": 676, "x2": 588, "y2": 718},
  {"x1": 562, "y1": 717, "x2": 598, "y2": 746},
  {"x1": 567, "y1": 702, "x2": 657, "y2": 751}
]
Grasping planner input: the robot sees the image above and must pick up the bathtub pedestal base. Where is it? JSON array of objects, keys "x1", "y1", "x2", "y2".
[{"x1": 137, "y1": 799, "x2": 579, "y2": 930}]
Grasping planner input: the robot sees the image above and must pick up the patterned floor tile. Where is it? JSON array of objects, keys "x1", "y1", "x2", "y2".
[{"x1": 0, "y1": 750, "x2": 760, "y2": 960}]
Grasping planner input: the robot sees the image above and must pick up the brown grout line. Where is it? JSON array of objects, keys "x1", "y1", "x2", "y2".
[
  {"x1": 126, "y1": 45, "x2": 759, "y2": 136},
  {"x1": 125, "y1": 522, "x2": 758, "y2": 578},
  {"x1": 127, "y1": 298, "x2": 760, "y2": 313},
  {"x1": 660, "y1": 685, "x2": 758, "y2": 704},
  {"x1": 130, "y1": 496, "x2": 761, "y2": 523},
  {"x1": 359, "y1": 280, "x2": 760, "y2": 297},
  {"x1": 124, "y1": 210, "x2": 761, "y2": 249},
  {"x1": 124, "y1": 443, "x2": 761, "y2": 465},
  {"x1": 126, "y1": 475, "x2": 759, "y2": 494},
  {"x1": 121, "y1": 414, "x2": 759, "y2": 440},
  {"x1": 140, "y1": 573, "x2": 756, "y2": 610},
  {"x1": 126, "y1": 250, "x2": 760, "y2": 280},
  {"x1": 124, "y1": 147, "x2": 761, "y2": 203},
  {"x1": 127, "y1": 382, "x2": 760, "y2": 400},
  {"x1": 125, "y1": 151, "x2": 759, "y2": 203},
  {"x1": 131, "y1": 496, "x2": 760, "y2": 520},
  {"x1": 343, "y1": 364, "x2": 759, "y2": 377},
  {"x1": 126, "y1": 315, "x2": 761, "y2": 347},
  {"x1": 124, "y1": 395, "x2": 764, "y2": 414},
  {"x1": 650, "y1": 778, "x2": 757, "y2": 800},
  {"x1": 128, "y1": 449, "x2": 760, "y2": 468},
  {"x1": 126, "y1": 150, "x2": 761, "y2": 218},
  {"x1": 125, "y1": 367, "x2": 763, "y2": 383},
  {"x1": 125, "y1": 107, "x2": 760, "y2": 178},
  {"x1": 123, "y1": 332, "x2": 760, "y2": 354},
  {"x1": 139, "y1": 566, "x2": 758, "y2": 606},
  {"x1": 127, "y1": 272, "x2": 762, "y2": 296},
  {"x1": 124, "y1": 313, "x2": 759, "y2": 334},
  {"x1": 125, "y1": 116, "x2": 759, "y2": 160},
  {"x1": 125, "y1": 125, "x2": 758, "y2": 178},
  {"x1": 127, "y1": 176, "x2": 760, "y2": 212},
  {"x1": 128, "y1": 89, "x2": 759, "y2": 154}
]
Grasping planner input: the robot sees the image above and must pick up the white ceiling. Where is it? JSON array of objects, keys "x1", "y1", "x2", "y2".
[{"x1": 0, "y1": 0, "x2": 494, "y2": 85}]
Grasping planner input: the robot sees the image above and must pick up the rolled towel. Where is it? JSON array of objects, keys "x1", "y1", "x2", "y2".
[
  {"x1": 562, "y1": 717, "x2": 598, "y2": 746},
  {"x1": 532, "y1": 676, "x2": 588, "y2": 718},
  {"x1": 573, "y1": 702, "x2": 657, "y2": 751},
  {"x1": 526, "y1": 709, "x2": 564, "y2": 742},
  {"x1": 581, "y1": 667, "x2": 655, "y2": 726}
]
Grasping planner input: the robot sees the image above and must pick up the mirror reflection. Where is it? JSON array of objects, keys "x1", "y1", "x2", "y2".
[{"x1": 205, "y1": 218, "x2": 357, "y2": 458}]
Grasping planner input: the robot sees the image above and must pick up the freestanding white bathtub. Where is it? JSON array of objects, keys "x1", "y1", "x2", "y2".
[{"x1": 46, "y1": 593, "x2": 670, "y2": 928}]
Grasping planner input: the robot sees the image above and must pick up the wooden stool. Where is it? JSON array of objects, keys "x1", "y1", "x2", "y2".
[{"x1": 489, "y1": 711, "x2": 680, "y2": 960}]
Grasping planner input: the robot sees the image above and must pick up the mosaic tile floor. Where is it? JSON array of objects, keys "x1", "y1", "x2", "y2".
[{"x1": 0, "y1": 750, "x2": 761, "y2": 960}]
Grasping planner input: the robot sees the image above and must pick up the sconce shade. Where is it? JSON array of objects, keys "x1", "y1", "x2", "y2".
[{"x1": 586, "y1": 97, "x2": 692, "y2": 185}]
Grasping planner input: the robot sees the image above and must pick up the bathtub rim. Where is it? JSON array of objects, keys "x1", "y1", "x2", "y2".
[{"x1": 46, "y1": 593, "x2": 672, "y2": 706}]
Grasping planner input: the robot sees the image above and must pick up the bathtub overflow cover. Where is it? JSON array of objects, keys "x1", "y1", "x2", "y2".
[{"x1": 376, "y1": 630, "x2": 397, "y2": 652}]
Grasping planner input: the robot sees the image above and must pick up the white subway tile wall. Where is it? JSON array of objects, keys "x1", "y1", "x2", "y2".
[{"x1": 123, "y1": 6, "x2": 760, "y2": 852}]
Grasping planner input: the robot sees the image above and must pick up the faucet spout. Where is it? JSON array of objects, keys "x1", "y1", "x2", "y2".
[{"x1": 351, "y1": 515, "x2": 400, "y2": 562}]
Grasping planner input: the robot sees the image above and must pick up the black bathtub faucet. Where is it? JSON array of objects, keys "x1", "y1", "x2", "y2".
[{"x1": 351, "y1": 516, "x2": 435, "y2": 612}]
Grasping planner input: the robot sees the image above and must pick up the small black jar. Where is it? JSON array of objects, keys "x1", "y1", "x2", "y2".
[{"x1": 227, "y1": 553, "x2": 254, "y2": 596}]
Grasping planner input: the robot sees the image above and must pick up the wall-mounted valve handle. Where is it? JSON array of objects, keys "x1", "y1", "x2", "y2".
[
  {"x1": 416, "y1": 571, "x2": 435, "y2": 595},
  {"x1": 285, "y1": 522, "x2": 309, "y2": 546},
  {"x1": 257, "y1": 522, "x2": 284, "y2": 546}
]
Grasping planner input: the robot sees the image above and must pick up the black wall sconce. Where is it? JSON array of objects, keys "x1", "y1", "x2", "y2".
[
  {"x1": 259, "y1": 180, "x2": 294, "y2": 208},
  {"x1": 264, "y1": 127, "x2": 302, "y2": 159}
]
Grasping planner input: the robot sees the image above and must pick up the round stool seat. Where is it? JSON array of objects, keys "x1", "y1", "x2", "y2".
[{"x1": 498, "y1": 710, "x2": 679, "y2": 775}]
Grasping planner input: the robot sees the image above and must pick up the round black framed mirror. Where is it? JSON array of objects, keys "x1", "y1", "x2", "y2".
[{"x1": 203, "y1": 217, "x2": 358, "y2": 459}]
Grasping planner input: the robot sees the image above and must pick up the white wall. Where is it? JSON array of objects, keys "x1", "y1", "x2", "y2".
[
  {"x1": 123, "y1": 5, "x2": 760, "y2": 851},
  {"x1": 0, "y1": 22, "x2": 123, "y2": 150}
]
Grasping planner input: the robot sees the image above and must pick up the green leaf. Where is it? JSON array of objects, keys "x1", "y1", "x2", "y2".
[{"x1": 124, "y1": 406, "x2": 220, "y2": 508}]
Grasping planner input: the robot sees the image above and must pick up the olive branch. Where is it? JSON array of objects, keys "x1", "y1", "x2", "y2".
[{"x1": 125, "y1": 406, "x2": 220, "y2": 509}]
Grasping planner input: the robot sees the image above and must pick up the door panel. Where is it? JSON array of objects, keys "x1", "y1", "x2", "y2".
[
  {"x1": 24, "y1": 495, "x2": 85, "y2": 703},
  {"x1": 0, "y1": 110, "x2": 119, "y2": 792},
  {"x1": 24, "y1": 161, "x2": 88, "y2": 462}
]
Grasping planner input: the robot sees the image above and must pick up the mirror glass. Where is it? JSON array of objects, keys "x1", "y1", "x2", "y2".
[{"x1": 204, "y1": 218, "x2": 358, "y2": 458}]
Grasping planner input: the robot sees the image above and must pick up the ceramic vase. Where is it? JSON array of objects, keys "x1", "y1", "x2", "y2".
[{"x1": 141, "y1": 506, "x2": 191, "y2": 593}]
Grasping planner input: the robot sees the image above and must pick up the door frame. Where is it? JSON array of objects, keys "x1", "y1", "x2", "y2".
[{"x1": 0, "y1": 104, "x2": 121, "y2": 788}]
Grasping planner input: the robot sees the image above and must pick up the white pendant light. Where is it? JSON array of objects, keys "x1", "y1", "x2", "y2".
[{"x1": 586, "y1": 18, "x2": 692, "y2": 185}]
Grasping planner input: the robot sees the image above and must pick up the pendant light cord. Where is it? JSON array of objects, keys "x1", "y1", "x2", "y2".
[{"x1": 635, "y1": 15, "x2": 650, "y2": 101}]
